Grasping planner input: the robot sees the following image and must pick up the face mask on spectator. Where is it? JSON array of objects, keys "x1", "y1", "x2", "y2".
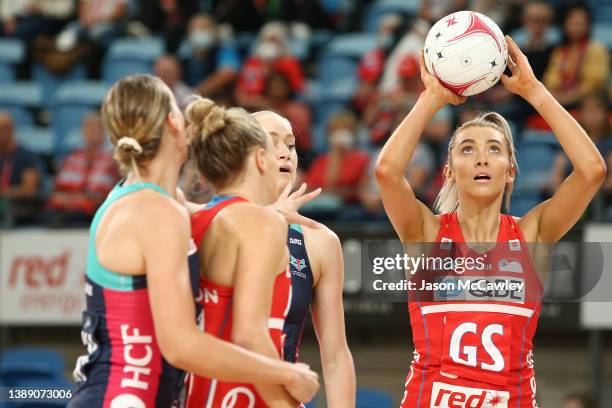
[
  {"x1": 330, "y1": 129, "x2": 355, "y2": 149},
  {"x1": 190, "y1": 30, "x2": 215, "y2": 51},
  {"x1": 256, "y1": 41, "x2": 282, "y2": 61}
]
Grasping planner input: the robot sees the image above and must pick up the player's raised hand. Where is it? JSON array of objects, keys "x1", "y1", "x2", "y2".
[
  {"x1": 500, "y1": 36, "x2": 542, "y2": 99},
  {"x1": 418, "y1": 49, "x2": 467, "y2": 107},
  {"x1": 271, "y1": 183, "x2": 322, "y2": 229}
]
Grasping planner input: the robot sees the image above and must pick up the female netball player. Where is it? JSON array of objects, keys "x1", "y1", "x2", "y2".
[
  {"x1": 375, "y1": 37, "x2": 606, "y2": 407},
  {"x1": 184, "y1": 98, "x2": 310, "y2": 407},
  {"x1": 69, "y1": 75, "x2": 318, "y2": 408},
  {"x1": 253, "y1": 111, "x2": 356, "y2": 407}
]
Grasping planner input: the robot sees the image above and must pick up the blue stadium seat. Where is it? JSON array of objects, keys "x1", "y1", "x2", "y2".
[
  {"x1": 0, "y1": 38, "x2": 25, "y2": 83},
  {"x1": 356, "y1": 388, "x2": 394, "y2": 408},
  {"x1": 32, "y1": 63, "x2": 87, "y2": 109},
  {"x1": 514, "y1": 131, "x2": 558, "y2": 194},
  {"x1": 15, "y1": 126, "x2": 54, "y2": 155},
  {"x1": 364, "y1": 0, "x2": 420, "y2": 33},
  {"x1": 318, "y1": 33, "x2": 376, "y2": 85},
  {"x1": 0, "y1": 82, "x2": 42, "y2": 127},
  {"x1": 510, "y1": 193, "x2": 541, "y2": 217},
  {"x1": 0, "y1": 348, "x2": 65, "y2": 387},
  {"x1": 509, "y1": 27, "x2": 561, "y2": 48},
  {"x1": 102, "y1": 37, "x2": 164, "y2": 84},
  {"x1": 593, "y1": 23, "x2": 612, "y2": 49},
  {"x1": 51, "y1": 81, "x2": 109, "y2": 155},
  {"x1": 520, "y1": 130, "x2": 559, "y2": 148}
]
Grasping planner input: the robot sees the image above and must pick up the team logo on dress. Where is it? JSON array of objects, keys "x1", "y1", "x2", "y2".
[
  {"x1": 289, "y1": 237, "x2": 302, "y2": 246},
  {"x1": 508, "y1": 239, "x2": 521, "y2": 251},
  {"x1": 498, "y1": 258, "x2": 523, "y2": 273},
  {"x1": 431, "y1": 382, "x2": 509, "y2": 407},
  {"x1": 290, "y1": 255, "x2": 307, "y2": 272},
  {"x1": 440, "y1": 237, "x2": 453, "y2": 250}
]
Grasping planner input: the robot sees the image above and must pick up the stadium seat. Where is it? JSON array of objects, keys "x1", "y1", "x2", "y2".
[
  {"x1": 510, "y1": 193, "x2": 541, "y2": 217},
  {"x1": 0, "y1": 38, "x2": 25, "y2": 83},
  {"x1": 509, "y1": 27, "x2": 561, "y2": 48},
  {"x1": 356, "y1": 387, "x2": 394, "y2": 408},
  {"x1": 364, "y1": 0, "x2": 420, "y2": 33},
  {"x1": 318, "y1": 33, "x2": 376, "y2": 85},
  {"x1": 593, "y1": 23, "x2": 612, "y2": 49},
  {"x1": 15, "y1": 126, "x2": 54, "y2": 156},
  {"x1": 0, "y1": 82, "x2": 42, "y2": 127},
  {"x1": 102, "y1": 37, "x2": 164, "y2": 84},
  {"x1": 51, "y1": 81, "x2": 109, "y2": 155},
  {"x1": 32, "y1": 63, "x2": 87, "y2": 109},
  {"x1": 520, "y1": 130, "x2": 559, "y2": 148},
  {"x1": 0, "y1": 347, "x2": 65, "y2": 387}
]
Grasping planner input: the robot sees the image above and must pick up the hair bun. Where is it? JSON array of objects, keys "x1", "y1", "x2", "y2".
[
  {"x1": 186, "y1": 97, "x2": 226, "y2": 139},
  {"x1": 117, "y1": 136, "x2": 143, "y2": 155}
]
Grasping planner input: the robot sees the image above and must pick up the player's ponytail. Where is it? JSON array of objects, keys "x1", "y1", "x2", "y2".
[
  {"x1": 434, "y1": 112, "x2": 518, "y2": 214},
  {"x1": 101, "y1": 74, "x2": 172, "y2": 178},
  {"x1": 186, "y1": 96, "x2": 269, "y2": 189}
]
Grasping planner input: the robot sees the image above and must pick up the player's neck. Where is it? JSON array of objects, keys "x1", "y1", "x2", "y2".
[
  {"x1": 217, "y1": 181, "x2": 273, "y2": 206},
  {"x1": 456, "y1": 200, "x2": 502, "y2": 242},
  {"x1": 126, "y1": 155, "x2": 180, "y2": 198}
]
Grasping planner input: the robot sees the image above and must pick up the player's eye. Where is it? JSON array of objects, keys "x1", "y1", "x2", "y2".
[
  {"x1": 287, "y1": 143, "x2": 296, "y2": 151},
  {"x1": 489, "y1": 145, "x2": 501, "y2": 153},
  {"x1": 462, "y1": 146, "x2": 473, "y2": 154}
]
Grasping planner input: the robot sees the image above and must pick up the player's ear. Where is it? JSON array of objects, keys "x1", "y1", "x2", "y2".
[
  {"x1": 444, "y1": 163, "x2": 454, "y2": 182},
  {"x1": 254, "y1": 146, "x2": 266, "y2": 173}
]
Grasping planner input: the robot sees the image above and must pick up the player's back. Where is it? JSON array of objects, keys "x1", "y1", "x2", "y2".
[
  {"x1": 185, "y1": 196, "x2": 292, "y2": 408},
  {"x1": 402, "y1": 213, "x2": 542, "y2": 408},
  {"x1": 69, "y1": 181, "x2": 195, "y2": 408}
]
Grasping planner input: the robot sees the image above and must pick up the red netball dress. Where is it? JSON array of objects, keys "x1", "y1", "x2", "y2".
[{"x1": 402, "y1": 213, "x2": 542, "y2": 408}]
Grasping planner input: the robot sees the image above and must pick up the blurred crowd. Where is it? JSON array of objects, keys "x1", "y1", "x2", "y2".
[{"x1": 0, "y1": 0, "x2": 610, "y2": 226}]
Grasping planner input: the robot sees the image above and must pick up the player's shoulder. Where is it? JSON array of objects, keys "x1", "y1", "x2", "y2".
[
  {"x1": 302, "y1": 224, "x2": 341, "y2": 256},
  {"x1": 127, "y1": 189, "x2": 188, "y2": 225},
  {"x1": 303, "y1": 224, "x2": 339, "y2": 244},
  {"x1": 219, "y1": 202, "x2": 287, "y2": 234}
]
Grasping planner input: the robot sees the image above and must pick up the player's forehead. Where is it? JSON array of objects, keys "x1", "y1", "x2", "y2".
[
  {"x1": 256, "y1": 114, "x2": 294, "y2": 140},
  {"x1": 455, "y1": 126, "x2": 505, "y2": 145}
]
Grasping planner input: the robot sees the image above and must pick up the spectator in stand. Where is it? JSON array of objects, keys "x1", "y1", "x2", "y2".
[
  {"x1": 211, "y1": 0, "x2": 265, "y2": 32},
  {"x1": 469, "y1": 0, "x2": 514, "y2": 31},
  {"x1": 363, "y1": 54, "x2": 423, "y2": 145},
  {"x1": 180, "y1": 13, "x2": 240, "y2": 101},
  {"x1": 546, "y1": 94, "x2": 612, "y2": 219},
  {"x1": 275, "y1": 0, "x2": 333, "y2": 29},
  {"x1": 484, "y1": 1, "x2": 557, "y2": 125},
  {"x1": 235, "y1": 22, "x2": 305, "y2": 110},
  {"x1": 133, "y1": 0, "x2": 199, "y2": 53},
  {"x1": 360, "y1": 142, "x2": 435, "y2": 218},
  {"x1": 0, "y1": 0, "x2": 73, "y2": 41},
  {"x1": 303, "y1": 111, "x2": 369, "y2": 206},
  {"x1": 43, "y1": 112, "x2": 118, "y2": 226},
  {"x1": 562, "y1": 392, "x2": 598, "y2": 408},
  {"x1": 419, "y1": 0, "x2": 467, "y2": 24},
  {"x1": 513, "y1": 1, "x2": 557, "y2": 79},
  {"x1": 0, "y1": 111, "x2": 43, "y2": 225},
  {"x1": 154, "y1": 55, "x2": 195, "y2": 112},
  {"x1": 74, "y1": 0, "x2": 128, "y2": 50},
  {"x1": 262, "y1": 70, "x2": 312, "y2": 161},
  {"x1": 352, "y1": 13, "x2": 404, "y2": 114},
  {"x1": 543, "y1": 4, "x2": 609, "y2": 108}
]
